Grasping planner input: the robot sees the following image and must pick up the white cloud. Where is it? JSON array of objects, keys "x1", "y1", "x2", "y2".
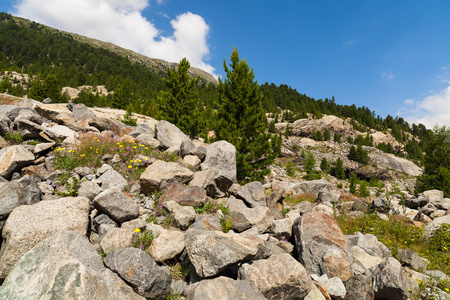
[
  {"x1": 380, "y1": 72, "x2": 394, "y2": 80},
  {"x1": 400, "y1": 86, "x2": 450, "y2": 128},
  {"x1": 12, "y1": 0, "x2": 216, "y2": 76}
]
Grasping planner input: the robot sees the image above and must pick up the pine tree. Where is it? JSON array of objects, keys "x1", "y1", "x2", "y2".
[
  {"x1": 331, "y1": 157, "x2": 346, "y2": 179},
  {"x1": 159, "y1": 58, "x2": 204, "y2": 137},
  {"x1": 216, "y1": 47, "x2": 281, "y2": 181},
  {"x1": 349, "y1": 172, "x2": 357, "y2": 194}
]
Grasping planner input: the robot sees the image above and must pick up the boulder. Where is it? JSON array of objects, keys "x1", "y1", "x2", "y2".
[
  {"x1": 98, "y1": 169, "x2": 128, "y2": 191},
  {"x1": 370, "y1": 153, "x2": 422, "y2": 176},
  {"x1": 191, "y1": 215, "x2": 222, "y2": 231},
  {"x1": 238, "y1": 253, "x2": 312, "y2": 299},
  {"x1": 180, "y1": 139, "x2": 196, "y2": 158},
  {"x1": 351, "y1": 246, "x2": 383, "y2": 271},
  {"x1": 272, "y1": 218, "x2": 294, "y2": 240},
  {"x1": 293, "y1": 212, "x2": 353, "y2": 281},
  {"x1": 92, "y1": 214, "x2": 118, "y2": 233},
  {"x1": 372, "y1": 257, "x2": 408, "y2": 300},
  {"x1": 130, "y1": 123, "x2": 155, "y2": 138},
  {"x1": 104, "y1": 247, "x2": 171, "y2": 299},
  {"x1": 290, "y1": 179, "x2": 333, "y2": 197},
  {"x1": 78, "y1": 180, "x2": 103, "y2": 200},
  {"x1": 162, "y1": 201, "x2": 196, "y2": 230},
  {"x1": 158, "y1": 181, "x2": 208, "y2": 207},
  {"x1": 189, "y1": 169, "x2": 221, "y2": 196},
  {"x1": 136, "y1": 133, "x2": 161, "y2": 149},
  {"x1": 156, "y1": 120, "x2": 190, "y2": 149},
  {"x1": 42, "y1": 124, "x2": 76, "y2": 141},
  {"x1": 140, "y1": 160, "x2": 194, "y2": 194},
  {"x1": 148, "y1": 229, "x2": 185, "y2": 262},
  {"x1": 183, "y1": 155, "x2": 201, "y2": 168},
  {"x1": 0, "y1": 231, "x2": 144, "y2": 300},
  {"x1": 398, "y1": 249, "x2": 427, "y2": 272},
  {"x1": 184, "y1": 276, "x2": 266, "y2": 300},
  {"x1": 344, "y1": 271, "x2": 375, "y2": 300},
  {"x1": 100, "y1": 227, "x2": 134, "y2": 256},
  {"x1": 33, "y1": 142, "x2": 56, "y2": 155},
  {"x1": 315, "y1": 275, "x2": 347, "y2": 300},
  {"x1": 424, "y1": 214, "x2": 450, "y2": 236},
  {"x1": 226, "y1": 196, "x2": 274, "y2": 234},
  {"x1": 15, "y1": 118, "x2": 43, "y2": 139},
  {"x1": 231, "y1": 181, "x2": 267, "y2": 208},
  {"x1": 0, "y1": 196, "x2": 90, "y2": 279},
  {"x1": 72, "y1": 103, "x2": 95, "y2": 122},
  {"x1": 266, "y1": 188, "x2": 286, "y2": 220},
  {"x1": 0, "y1": 145, "x2": 35, "y2": 178},
  {"x1": 93, "y1": 188, "x2": 139, "y2": 224},
  {"x1": 200, "y1": 140, "x2": 237, "y2": 184},
  {"x1": 0, "y1": 175, "x2": 41, "y2": 224},
  {"x1": 185, "y1": 228, "x2": 260, "y2": 278}
]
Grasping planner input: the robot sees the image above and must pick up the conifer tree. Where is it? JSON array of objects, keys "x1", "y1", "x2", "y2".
[
  {"x1": 159, "y1": 58, "x2": 204, "y2": 137},
  {"x1": 216, "y1": 47, "x2": 281, "y2": 181}
]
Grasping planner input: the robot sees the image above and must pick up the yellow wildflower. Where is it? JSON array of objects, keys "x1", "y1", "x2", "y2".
[
  {"x1": 128, "y1": 165, "x2": 132, "y2": 169},
  {"x1": 134, "y1": 228, "x2": 141, "y2": 233}
]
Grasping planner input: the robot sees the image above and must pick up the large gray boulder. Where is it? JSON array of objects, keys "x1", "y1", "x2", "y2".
[
  {"x1": 99, "y1": 227, "x2": 134, "y2": 256},
  {"x1": 72, "y1": 103, "x2": 95, "y2": 122},
  {"x1": 238, "y1": 253, "x2": 312, "y2": 299},
  {"x1": 93, "y1": 188, "x2": 139, "y2": 224},
  {"x1": 184, "y1": 276, "x2": 266, "y2": 300},
  {"x1": 0, "y1": 196, "x2": 90, "y2": 279},
  {"x1": 231, "y1": 181, "x2": 267, "y2": 208},
  {"x1": 78, "y1": 180, "x2": 103, "y2": 200},
  {"x1": 162, "y1": 200, "x2": 196, "y2": 230},
  {"x1": 140, "y1": 160, "x2": 194, "y2": 194},
  {"x1": 0, "y1": 145, "x2": 35, "y2": 178},
  {"x1": 156, "y1": 120, "x2": 190, "y2": 149},
  {"x1": 372, "y1": 257, "x2": 408, "y2": 300},
  {"x1": 42, "y1": 124, "x2": 76, "y2": 141},
  {"x1": 293, "y1": 212, "x2": 353, "y2": 281},
  {"x1": 226, "y1": 196, "x2": 273, "y2": 234},
  {"x1": 185, "y1": 228, "x2": 260, "y2": 278},
  {"x1": 104, "y1": 247, "x2": 172, "y2": 299},
  {"x1": 201, "y1": 140, "x2": 237, "y2": 184},
  {"x1": 148, "y1": 229, "x2": 185, "y2": 262},
  {"x1": 0, "y1": 231, "x2": 144, "y2": 300},
  {"x1": 98, "y1": 169, "x2": 128, "y2": 191},
  {"x1": 0, "y1": 175, "x2": 41, "y2": 225}
]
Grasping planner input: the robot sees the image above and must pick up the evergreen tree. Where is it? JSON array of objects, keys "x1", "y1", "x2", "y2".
[
  {"x1": 416, "y1": 125, "x2": 450, "y2": 197},
  {"x1": 324, "y1": 129, "x2": 331, "y2": 141},
  {"x1": 303, "y1": 151, "x2": 321, "y2": 180},
  {"x1": 349, "y1": 172, "x2": 357, "y2": 194},
  {"x1": 216, "y1": 47, "x2": 281, "y2": 181},
  {"x1": 334, "y1": 133, "x2": 341, "y2": 143},
  {"x1": 331, "y1": 157, "x2": 346, "y2": 179},
  {"x1": 320, "y1": 157, "x2": 330, "y2": 173},
  {"x1": 159, "y1": 58, "x2": 204, "y2": 137}
]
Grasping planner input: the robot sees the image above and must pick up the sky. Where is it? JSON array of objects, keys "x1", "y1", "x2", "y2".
[{"x1": 1, "y1": 0, "x2": 449, "y2": 129}]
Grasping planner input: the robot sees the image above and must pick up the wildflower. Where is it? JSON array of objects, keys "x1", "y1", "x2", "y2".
[
  {"x1": 214, "y1": 206, "x2": 217, "y2": 210},
  {"x1": 126, "y1": 147, "x2": 131, "y2": 150},
  {"x1": 135, "y1": 167, "x2": 138, "y2": 169},
  {"x1": 119, "y1": 145, "x2": 123, "y2": 148},
  {"x1": 128, "y1": 165, "x2": 132, "y2": 169},
  {"x1": 133, "y1": 146, "x2": 137, "y2": 149},
  {"x1": 139, "y1": 245, "x2": 144, "y2": 250},
  {"x1": 134, "y1": 228, "x2": 141, "y2": 233},
  {"x1": 110, "y1": 148, "x2": 114, "y2": 151},
  {"x1": 138, "y1": 160, "x2": 142, "y2": 162},
  {"x1": 80, "y1": 154, "x2": 85, "y2": 157},
  {"x1": 145, "y1": 158, "x2": 148, "y2": 161}
]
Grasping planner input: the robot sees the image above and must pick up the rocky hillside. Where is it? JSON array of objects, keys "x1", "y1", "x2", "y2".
[{"x1": 0, "y1": 97, "x2": 449, "y2": 299}]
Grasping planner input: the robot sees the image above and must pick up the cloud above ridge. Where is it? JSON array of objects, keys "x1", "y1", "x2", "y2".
[{"x1": 12, "y1": 0, "x2": 216, "y2": 75}]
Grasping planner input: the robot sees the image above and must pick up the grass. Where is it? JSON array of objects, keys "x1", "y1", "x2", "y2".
[
  {"x1": 284, "y1": 193, "x2": 317, "y2": 206},
  {"x1": 193, "y1": 200, "x2": 230, "y2": 215},
  {"x1": 335, "y1": 212, "x2": 450, "y2": 279},
  {"x1": 3, "y1": 129, "x2": 23, "y2": 143},
  {"x1": 51, "y1": 133, "x2": 179, "y2": 183},
  {"x1": 130, "y1": 228, "x2": 154, "y2": 251}
]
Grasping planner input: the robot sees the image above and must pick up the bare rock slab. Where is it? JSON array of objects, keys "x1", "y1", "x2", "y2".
[
  {"x1": 104, "y1": 247, "x2": 172, "y2": 299},
  {"x1": 140, "y1": 160, "x2": 194, "y2": 194},
  {"x1": 238, "y1": 253, "x2": 312, "y2": 299},
  {"x1": 0, "y1": 197, "x2": 90, "y2": 279},
  {"x1": 0, "y1": 231, "x2": 144, "y2": 300}
]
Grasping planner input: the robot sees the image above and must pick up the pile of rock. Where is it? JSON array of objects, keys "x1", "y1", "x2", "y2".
[{"x1": 0, "y1": 100, "x2": 449, "y2": 299}]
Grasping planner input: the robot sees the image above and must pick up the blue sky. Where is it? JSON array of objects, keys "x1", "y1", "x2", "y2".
[{"x1": 1, "y1": 0, "x2": 450, "y2": 128}]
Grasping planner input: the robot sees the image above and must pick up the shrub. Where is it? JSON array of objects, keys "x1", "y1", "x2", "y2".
[{"x1": 130, "y1": 228, "x2": 154, "y2": 251}]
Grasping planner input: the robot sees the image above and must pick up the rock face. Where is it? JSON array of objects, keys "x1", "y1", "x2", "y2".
[
  {"x1": 0, "y1": 231, "x2": 144, "y2": 300},
  {"x1": 0, "y1": 145, "x2": 35, "y2": 178},
  {"x1": 238, "y1": 253, "x2": 312, "y2": 299},
  {"x1": 293, "y1": 212, "x2": 353, "y2": 281},
  {"x1": 370, "y1": 153, "x2": 421, "y2": 176},
  {"x1": 104, "y1": 247, "x2": 172, "y2": 299},
  {"x1": 139, "y1": 160, "x2": 194, "y2": 194},
  {"x1": 0, "y1": 196, "x2": 90, "y2": 279}
]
